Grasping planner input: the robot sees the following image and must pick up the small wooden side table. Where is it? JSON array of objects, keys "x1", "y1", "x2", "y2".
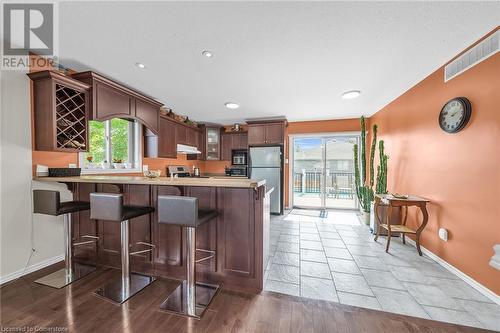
[{"x1": 373, "y1": 194, "x2": 430, "y2": 256}]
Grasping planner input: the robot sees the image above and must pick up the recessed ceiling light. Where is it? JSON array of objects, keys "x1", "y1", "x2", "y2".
[
  {"x1": 341, "y1": 90, "x2": 361, "y2": 99},
  {"x1": 135, "y1": 62, "x2": 146, "y2": 69},
  {"x1": 202, "y1": 50, "x2": 213, "y2": 58},
  {"x1": 225, "y1": 102, "x2": 239, "y2": 109}
]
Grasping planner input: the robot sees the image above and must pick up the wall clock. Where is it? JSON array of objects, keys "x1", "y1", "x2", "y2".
[{"x1": 438, "y1": 97, "x2": 472, "y2": 133}]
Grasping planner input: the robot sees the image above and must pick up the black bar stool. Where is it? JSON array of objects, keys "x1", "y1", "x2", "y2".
[
  {"x1": 157, "y1": 195, "x2": 220, "y2": 318},
  {"x1": 89, "y1": 193, "x2": 156, "y2": 304},
  {"x1": 33, "y1": 190, "x2": 98, "y2": 288}
]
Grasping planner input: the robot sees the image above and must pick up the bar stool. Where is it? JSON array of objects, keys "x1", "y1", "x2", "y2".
[
  {"x1": 89, "y1": 192, "x2": 156, "y2": 304},
  {"x1": 157, "y1": 195, "x2": 220, "y2": 318},
  {"x1": 33, "y1": 190, "x2": 98, "y2": 288}
]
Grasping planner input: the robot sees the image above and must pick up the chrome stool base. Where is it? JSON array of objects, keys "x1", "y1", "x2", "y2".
[
  {"x1": 34, "y1": 263, "x2": 96, "y2": 289},
  {"x1": 159, "y1": 281, "x2": 220, "y2": 319},
  {"x1": 94, "y1": 273, "x2": 156, "y2": 304}
]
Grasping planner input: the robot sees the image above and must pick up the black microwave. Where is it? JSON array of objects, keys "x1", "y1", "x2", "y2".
[{"x1": 231, "y1": 150, "x2": 247, "y2": 166}]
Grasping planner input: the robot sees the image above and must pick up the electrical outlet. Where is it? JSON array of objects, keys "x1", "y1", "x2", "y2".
[
  {"x1": 438, "y1": 228, "x2": 448, "y2": 241},
  {"x1": 142, "y1": 165, "x2": 149, "y2": 172}
]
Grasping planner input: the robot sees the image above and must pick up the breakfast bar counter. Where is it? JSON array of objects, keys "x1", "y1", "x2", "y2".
[
  {"x1": 34, "y1": 175, "x2": 266, "y2": 188},
  {"x1": 34, "y1": 175, "x2": 270, "y2": 293}
]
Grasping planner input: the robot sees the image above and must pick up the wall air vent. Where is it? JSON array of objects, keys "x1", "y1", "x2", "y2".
[{"x1": 444, "y1": 30, "x2": 499, "y2": 82}]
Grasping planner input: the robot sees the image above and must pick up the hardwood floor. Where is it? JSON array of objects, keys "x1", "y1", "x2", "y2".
[{"x1": 0, "y1": 263, "x2": 492, "y2": 333}]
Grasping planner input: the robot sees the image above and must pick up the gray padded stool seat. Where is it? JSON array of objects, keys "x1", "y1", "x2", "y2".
[
  {"x1": 158, "y1": 196, "x2": 218, "y2": 227},
  {"x1": 89, "y1": 193, "x2": 156, "y2": 304},
  {"x1": 157, "y1": 195, "x2": 220, "y2": 318},
  {"x1": 33, "y1": 190, "x2": 97, "y2": 288}
]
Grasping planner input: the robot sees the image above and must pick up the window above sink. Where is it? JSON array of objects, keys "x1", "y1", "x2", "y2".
[{"x1": 79, "y1": 118, "x2": 142, "y2": 174}]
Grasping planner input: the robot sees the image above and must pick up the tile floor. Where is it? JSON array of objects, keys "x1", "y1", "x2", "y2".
[{"x1": 264, "y1": 209, "x2": 500, "y2": 331}]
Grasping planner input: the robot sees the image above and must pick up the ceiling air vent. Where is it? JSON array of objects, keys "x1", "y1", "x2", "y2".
[{"x1": 444, "y1": 30, "x2": 499, "y2": 82}]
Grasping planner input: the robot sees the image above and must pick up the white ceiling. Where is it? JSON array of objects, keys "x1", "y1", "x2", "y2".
[{"x1": 59, "y1": 1, "x2": 499, "y2": 124}]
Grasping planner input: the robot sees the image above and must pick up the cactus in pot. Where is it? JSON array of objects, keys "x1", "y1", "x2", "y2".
[
  {"x1": 353, "y1": 116, "x2": 377, "y2": 216},
  {"x1": 376, "y1": 140, "x2": 389, "y2": 194}
]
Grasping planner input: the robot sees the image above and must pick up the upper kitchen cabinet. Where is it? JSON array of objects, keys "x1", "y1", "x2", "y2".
[
  {"x1": 221, "y1": 133, "x2": 233, "y2": 161},
  {"x1": 203, "y1": 126, "x2": 222, "y2": 160},
  {"x1": 72, "y1": 71, "x2": 162, "y2": 134},
  {"x1": 247, "y1": 119, "x2": 287, "y2": 145},
  {"x1": 135, "y1": 98, "x2": 161, "y2": 133},
  {"x1": 28, "y1": 70, "x2": 91, "y2": 152},
  {"x1": 175, "y1": 124, "x2": 188, "y2": 145},
  {"x1": 186, "y1": 127, "x2": 198, "y2": 147},
  {"x1": 220, "y1": 132, "x2": 248, "y2": 161},
  {"x1": 144, "y1": 116, "x2": 202, "y2": 159},
  {"x1": 144, "y1": 116, "x2": 178, "y2": 158},
  {"x1": 234, "y1": 132, "x2": 248, "y2": 149}
]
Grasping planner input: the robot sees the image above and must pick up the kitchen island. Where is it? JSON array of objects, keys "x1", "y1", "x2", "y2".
[{"x1": 34, "y1": 175, "x2": 270, "y2": 293}]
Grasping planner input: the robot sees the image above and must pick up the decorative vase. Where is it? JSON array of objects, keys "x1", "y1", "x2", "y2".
[
  {"x1": 369, "y1": 202, "x2": 375, "y2": 232},
  {"x1": 362, "y1": 211, "x2": 370, "y2": 225}
]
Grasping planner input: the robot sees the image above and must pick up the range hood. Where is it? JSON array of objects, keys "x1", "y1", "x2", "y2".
[{"x1": 177, "y1": 144, "x2": 201, "y2": 154}]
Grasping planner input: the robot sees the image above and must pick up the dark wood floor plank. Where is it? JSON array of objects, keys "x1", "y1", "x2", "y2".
[{"x1": 1, "y1": 264, "x2": 494, "y2": 333}]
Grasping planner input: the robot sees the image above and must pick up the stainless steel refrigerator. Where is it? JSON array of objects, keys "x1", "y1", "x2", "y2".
[{"x1": 249, "y1": 146, "x2": 282, "y2": 214}]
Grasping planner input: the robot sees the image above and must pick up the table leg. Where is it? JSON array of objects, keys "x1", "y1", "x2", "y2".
[
  {"x1": 374, "y1": 200, "x2": 381, "y2": 241},
  {"x1": 415, "y1": 203, "x2": 429, "y2": 256},
  {"x1": 385, "y1": 205, "x2": 392, "y2": 253},
  {"x1": 401, "y1": 206, "x2": 408, "y2": 245}
]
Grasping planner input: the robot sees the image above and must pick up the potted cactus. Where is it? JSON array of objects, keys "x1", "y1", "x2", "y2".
[
  {"x1": 376, "y1": 140, "x2": 389, "y2": 195},
  {"x1": 353, "y1": 116, "x2": 388, "y2": 225},
  {"x1": 354, "y1": 116, "x2": 375, "y2": 224}
]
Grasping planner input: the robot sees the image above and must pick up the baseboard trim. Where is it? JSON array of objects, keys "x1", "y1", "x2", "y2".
[
  {"x1": 0, "y1": 254, "x2": 64, "y2": 285},
  {"x1": 405, "y1": 238, "x2": 499, "y2": 305}
]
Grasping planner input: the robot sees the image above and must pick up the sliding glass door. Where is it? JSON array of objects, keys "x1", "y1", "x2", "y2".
[
  {"x1": 292, "y1": 138, "x2": 324, "y2": 208},
  {"x1": 292, "y1": 135, "x2": 358, "y2": 209}
]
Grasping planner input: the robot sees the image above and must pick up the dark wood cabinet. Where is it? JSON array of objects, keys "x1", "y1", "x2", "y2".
[
  {"x1": 72, "y1": 182, "x2": 267, "y2": 292},
  {"x1": 186, "y1": 127, "x2": 198, "y2": 147},
  {"x1": 158, "y1": 117, "x2": 177, "y2": 158},
  {"x1": 135, "y1": 98, "x2": 160, "y2": 134},
  {"x1": 197, "y1": 131, "x2": 205, "y2": 157},
  {"x1": 175, "y1": 124, "x2": 187, "y2": 145},
  {"x1": 145, "y1": 116, "x2": 203, "y2": 159},
  {"x1": 28, "y1": 70, "x2": 91, "y2": 152},
  {"x1": 247, "y1": 120, "x2": 286, "y2": 145},
  {"x1": 221, "y1": 133, "x2": 233, "y2": 161},
  {"x1": 264, "y1": 122, "x2": 284, "y2": 144},
  {"x1": 94, "y1": 81, "x2": 133, "y2": 120},
  {"x1": 204, "y1": 126, "x2": 222, "y2": 160},
  {"x1": 247, "y1": 125, "x2": 266, "y2": 145},
  {"x1": 72, "y1": 71, "x2": 162, "y2": 134},
  {"x1": 220, "y1": 132, "x2": 248, "y2": 161},
  {"x1": 175, "y1": 123, "x2": 200, "y2": 147},
  {"x1": 234, "y1": 132, "x2": 248, "y2": 149}
]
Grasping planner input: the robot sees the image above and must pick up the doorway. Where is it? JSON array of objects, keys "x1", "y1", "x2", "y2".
[{"x1": 291, "y1": 134, "x2": 359, "y2": 210}]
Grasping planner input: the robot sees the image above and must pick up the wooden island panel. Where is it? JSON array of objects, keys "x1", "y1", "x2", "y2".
[{"x1": 69, "y1": 182, "x2": 267, "y2": 292}]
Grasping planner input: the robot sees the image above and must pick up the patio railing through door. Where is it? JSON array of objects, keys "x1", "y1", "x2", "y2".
[{"x1": 294, "y1": 171, "x2": 355, "y2": 197}]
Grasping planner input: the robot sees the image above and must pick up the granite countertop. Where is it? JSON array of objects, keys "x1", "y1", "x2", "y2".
[{"x1": 34, "y1": 175, "x2": 266, "y2": 189}]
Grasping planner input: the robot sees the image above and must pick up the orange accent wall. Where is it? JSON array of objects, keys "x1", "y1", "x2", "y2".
[
  {"x1": 370, "y1": 33, "x2": 500, "y2": 294},
  {"x1": 284, "y1": 119, "x2": 361, "y2": 207},
  {"x1": 204, "y1": 160, "x2": 230, "y2": 174}
]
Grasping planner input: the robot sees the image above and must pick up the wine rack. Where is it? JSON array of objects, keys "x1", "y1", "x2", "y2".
[
  {"x1": 55, "y1": 84, "x2": 87, "y2": 150},
  {"x1": 28, "y1": 70, "x2": 90, "y2": 152}
]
